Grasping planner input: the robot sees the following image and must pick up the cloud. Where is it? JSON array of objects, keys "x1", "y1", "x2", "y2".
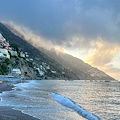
[
  {"x1": 101, "y1": 64, "x2": 120, "y2": 80},
  {"x1": 1, "y1": 0, "x2": 120, "y2": 47},
  {"x1": 84, "y1": 40, "x2": 120, "y2": 80},
  {"x1": 84, "y1": 40, "x2": 120, "y2": 66},
  {"x1": 2, "y1": 21, "x2": 54, "y2": 50},
  {"x1": 2, "y1": 21, "x2": 66, "y2": 54}
]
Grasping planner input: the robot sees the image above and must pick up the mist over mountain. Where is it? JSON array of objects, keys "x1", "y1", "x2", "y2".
[
  {"x1": 41, "y1": 49, "x2": 115, "y2": 80},
  {"x1": 0, "y1": 22, "x2": 78, "y2": 80},
  {"x1": 0, "y1": 22, "x2": 115, "y2": 80}
]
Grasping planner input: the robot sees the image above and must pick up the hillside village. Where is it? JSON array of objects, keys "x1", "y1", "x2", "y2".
[{"x1": 0, "y1": 33, "x2": 61, "y2": 80}]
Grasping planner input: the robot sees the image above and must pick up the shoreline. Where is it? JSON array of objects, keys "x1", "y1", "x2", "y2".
[{"x1": 0, "y1": 80, "x2": 39, "y2": 120}]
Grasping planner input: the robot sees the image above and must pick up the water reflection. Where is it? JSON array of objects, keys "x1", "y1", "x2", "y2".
[{"x1": 0, "y1": 80, "x2": 120, "y2": 120}]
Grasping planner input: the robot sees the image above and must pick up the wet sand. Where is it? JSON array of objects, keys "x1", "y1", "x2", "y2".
[
  {"x1": 0, "y1": 106, "x2": 39, "y2": 120},
  {"x1": 0, "y1": 81, "x2": 39, "y2": 120}
]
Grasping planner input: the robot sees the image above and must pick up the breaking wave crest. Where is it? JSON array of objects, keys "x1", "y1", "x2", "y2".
[{"x1": 51, "y1": 93, "x2": 100, "y2": 120}]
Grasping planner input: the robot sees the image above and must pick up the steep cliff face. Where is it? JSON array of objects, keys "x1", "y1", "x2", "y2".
[
  {"x1": 0, "y1": 22, "x2": 79, "y2": 80},
  {"x1": 0, "y1": 22, "x2": 115, "y2": 80}
]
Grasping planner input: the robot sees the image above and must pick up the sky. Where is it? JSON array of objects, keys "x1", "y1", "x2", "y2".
[{"x1": 0, "y1": 0, "x2": 120, "y2": 80}]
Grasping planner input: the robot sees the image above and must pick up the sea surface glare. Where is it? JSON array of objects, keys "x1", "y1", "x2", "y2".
[{"x1": 0, "y1": 80, "x2": 120, "y2": 120}]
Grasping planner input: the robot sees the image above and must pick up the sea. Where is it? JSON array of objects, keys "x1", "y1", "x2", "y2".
[{"x1": 0, "y1": 80, "x2": 120, "y2": 120}]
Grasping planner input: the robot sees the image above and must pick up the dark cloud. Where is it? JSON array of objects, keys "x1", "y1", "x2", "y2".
[{"x1": 0, "y1": 0, "x2": 120, "y2": 45}]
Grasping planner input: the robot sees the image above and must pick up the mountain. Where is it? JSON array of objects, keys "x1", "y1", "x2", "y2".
[
  {"x1": 0, "y1": 22, "x2": 78, "y2": 80},
  {"x1": 43, "y1": 49, "x2": 115, "y2": 80},
  {"x1": 0, "y1": 22, "x2": 115, "y2": 80}
]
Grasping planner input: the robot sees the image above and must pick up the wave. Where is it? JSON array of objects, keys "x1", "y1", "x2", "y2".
[{"x1": 51, "y1": 93, "x2": 99, "y2": 120}]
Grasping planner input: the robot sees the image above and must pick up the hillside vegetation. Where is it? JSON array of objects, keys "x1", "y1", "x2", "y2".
[{"x1": 0, "y1": 22, "x2": 79, "y2": 80}]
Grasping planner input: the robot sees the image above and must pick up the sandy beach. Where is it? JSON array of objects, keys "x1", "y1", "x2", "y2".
[{"x1": 0, "y1": 81, "x2": 39, "y2": 120}]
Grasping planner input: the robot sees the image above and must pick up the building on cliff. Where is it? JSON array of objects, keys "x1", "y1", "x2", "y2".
[
  {"x1": 12, "y1": 68, "x2": 21, "y2": 78},
  {"x1": 0, "y1": 33, "x2": 10, "y2": 58}
]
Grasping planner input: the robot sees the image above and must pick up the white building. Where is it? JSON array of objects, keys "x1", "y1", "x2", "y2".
[
  {"x1": 30, "y1": 58, "x2": 33, "y2": 61},
  {"x1": 9, "y1": 50, "x2": 18, "y2": 57},
  {"x1": 46, "y1": 65, "x2": 50, "y2": 70},
  {"x1": 36, "y1": 68, "x2": 45, "y2": 76},
  {"x1": 20, "y1": 52, "x2": 25, "y2": 58},
  {"x1": 0, "y1": 48, "x2": 10, "y2": 58},
  {"x1": 12, "y1": 68, "x2": 21, "y2": 77},
  {"x1": 0, "y1": 51, "x2": 5, "y2": 58},
  {"x1": 26, "y1": 54, "x2": 29, "y2": 57},
  {"x1": 51, "y1": 71, "x2": 57, "y2": 74},
  {"x1": 0, "y1": 33, "x2": 5, "y2": 42}
]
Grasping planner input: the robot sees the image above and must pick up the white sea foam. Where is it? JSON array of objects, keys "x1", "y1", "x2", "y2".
[{"x1": 51, "y1": 93, "x2": 100, "y2": 120}]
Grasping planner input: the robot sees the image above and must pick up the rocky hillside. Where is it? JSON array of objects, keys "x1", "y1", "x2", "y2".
[
  {"x1": 0, "y1": 22, "x2": 115, "y2": 80},
  {"x1": 43, "y1": 49, "x2": 115, "y2": 80},
  {"x1": 0, "y1": 22, "x2": 78, "y2": 80}
]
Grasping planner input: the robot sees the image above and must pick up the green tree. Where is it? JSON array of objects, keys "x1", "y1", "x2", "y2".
[{"x1": 11, "y1": 43, "x2": 19, "y2": 52}]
